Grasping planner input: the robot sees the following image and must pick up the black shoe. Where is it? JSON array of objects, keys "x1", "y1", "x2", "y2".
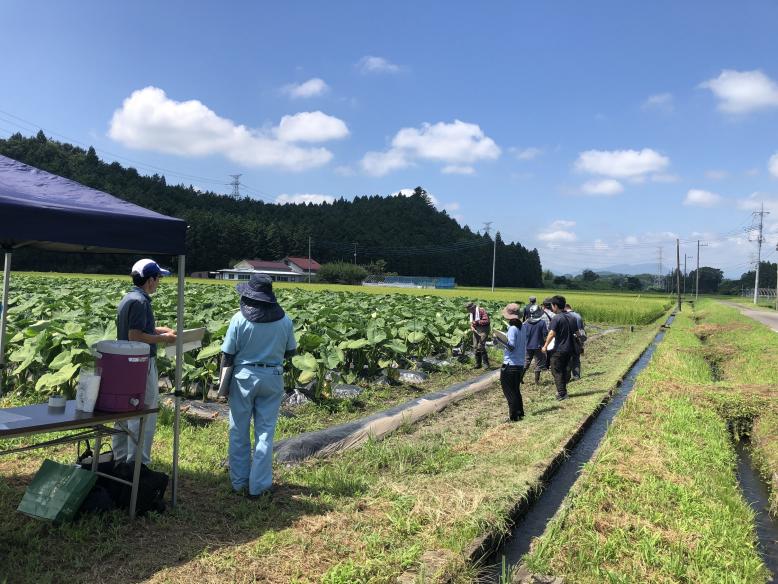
[{"x1": 556, "y1": 394, "x2": 568, "y2": 401}]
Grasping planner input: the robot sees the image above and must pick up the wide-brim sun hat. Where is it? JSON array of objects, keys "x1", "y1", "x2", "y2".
[
  {"x1": 501, "y1": 303, "x2": 521, "y2": 320},
  {"x1": 236, "y1": 273, "x2": 277, "y2": 304}
]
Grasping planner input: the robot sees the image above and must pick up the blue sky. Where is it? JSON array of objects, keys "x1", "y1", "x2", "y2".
[{"x1": 2, "y1": 1, "x2": 778, "y2": 277}]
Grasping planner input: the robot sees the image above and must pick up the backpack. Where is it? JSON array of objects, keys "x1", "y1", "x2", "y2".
[{"x1": 564, "y1": 313, "x2": 585, "y2": 355}]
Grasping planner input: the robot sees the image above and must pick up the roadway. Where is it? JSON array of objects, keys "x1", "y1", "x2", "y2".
[{"x1": 720, "y1": 301, "x2": 778, "y2": 333}]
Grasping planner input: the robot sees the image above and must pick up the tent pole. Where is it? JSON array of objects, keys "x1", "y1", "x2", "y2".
[
  {"x1": 172, "y1": 255, "x2": 185, "y2": 507},
  {"x1": 0, "y1": 251, "x2": 11, "y2": 396}
]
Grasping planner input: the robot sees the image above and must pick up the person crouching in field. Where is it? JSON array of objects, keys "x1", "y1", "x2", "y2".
[
  {"x1": 495, "y1": 303, "x2": 527, "y2": 421},
  {"x1": 467, "y1": 302, "x2": 491, "y2": 369},
  {"x1": 220, "y1": 274, "x2": 297, "y2": 498},
  {"x1": 522, "y1": 305, "x2": 549, "y2": 385}
]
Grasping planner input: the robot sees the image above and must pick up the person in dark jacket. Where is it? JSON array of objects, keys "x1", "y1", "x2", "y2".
[
  {"x1": 522, "y1": 296, "x2": 538, "y2": 321},
  {"x1": 467, "y1": 302, "x2": 491, "y2": 369},
  {"x1": 522, "y1": 305, "x2": 549, "y2": 384}
]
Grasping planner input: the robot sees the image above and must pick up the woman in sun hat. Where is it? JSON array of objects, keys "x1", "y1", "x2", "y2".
[
  {"x1": 219, "y1": 274, "x2": 297, "y2": 498},
  {"x1": 494, "y1": 303, "x2": 527, "y2": 422}
]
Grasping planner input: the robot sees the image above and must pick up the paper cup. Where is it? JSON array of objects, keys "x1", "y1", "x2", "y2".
[{"x1": 76, "y1": 371, "x2": 101, "y2": 413}]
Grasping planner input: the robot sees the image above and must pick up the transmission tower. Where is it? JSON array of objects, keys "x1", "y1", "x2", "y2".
[
  {"x1": 482, "y1": 221, "x2": 492, "y2": 236},
  {"x1": 229, "y1": 174, "x2": 242, "y2": 198}
]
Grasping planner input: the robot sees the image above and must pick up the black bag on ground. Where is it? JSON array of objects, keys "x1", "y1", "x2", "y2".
[{"x1": 108, "y1": 462, "x2": 168, "y2": 516}]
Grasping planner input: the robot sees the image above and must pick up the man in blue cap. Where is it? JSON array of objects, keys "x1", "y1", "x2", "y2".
[{"x1": 113, "y1": 258, "x2": 177, "y2": 466}]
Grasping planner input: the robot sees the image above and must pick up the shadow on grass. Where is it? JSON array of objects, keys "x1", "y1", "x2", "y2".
[
  {"x1": 567, "y1": 389, "x2": 608, "y2": 399},
  {"x1": 0, "y1": 465, "x2": 339, "y2": 584},
  {"x1": 531, "y1": 405, "x2": 562, "y2": 416}
]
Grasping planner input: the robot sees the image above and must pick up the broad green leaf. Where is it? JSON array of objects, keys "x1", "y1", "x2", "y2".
[
  {"x1": 292, "y1": 353, "x2": 318, "y2": 371},
  {"x1": 406, "y1": 331, "x2": 425, "y2": 344},
  {"x1": 196, "y1": 342, "x2": 222, "y2": 361}
]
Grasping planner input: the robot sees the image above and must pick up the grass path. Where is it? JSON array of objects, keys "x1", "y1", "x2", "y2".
[
  {"x1": 523, "y1": 300, "x2": 778, "y2": 583},
  {"x1": 0, "y1": 322, "x2": 663, "y2": 583}
]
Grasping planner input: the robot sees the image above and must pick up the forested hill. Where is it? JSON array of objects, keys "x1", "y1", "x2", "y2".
[{"x1": 0, "y1": 132, "x2": 542, "y2": 287}]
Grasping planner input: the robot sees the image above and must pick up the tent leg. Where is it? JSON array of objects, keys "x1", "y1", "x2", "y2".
[
  {"x1": 172, "y1": 255, "x2": 185, "y2": 507},
  {"x1": 0, "y1": 251, "x2": 12, "y2": 397}
]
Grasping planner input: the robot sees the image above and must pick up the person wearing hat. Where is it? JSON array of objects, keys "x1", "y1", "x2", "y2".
[
  {"x1": 522, "y1": 304, "x2": 549, "y2": 385},
  {"x1": 494, "y1": 303, "x2": 527, "y2": 421},
  {"x1": 466, "y1": 302, "x2": 491, "y2": 369},
  {"x1": 220, "y1": 274, "x2": 297, "y2": 498},
  {"x1": 113, "y1": 258, "x2": 177, "y2": 466},
  {"x1": 522, "y1": 296, "x2": 538, "y2": 322}
]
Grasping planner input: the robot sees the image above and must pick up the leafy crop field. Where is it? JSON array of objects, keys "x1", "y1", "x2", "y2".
[{"x1": 1, "y1": 274, "x2": 671, "y2": 402}]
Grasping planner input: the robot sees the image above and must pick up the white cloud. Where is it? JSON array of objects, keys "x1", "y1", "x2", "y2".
[
  {"x1": 274, "y1": 111, "x2": 349, "y2": 143},
  {"x1": 275, "y1": 193, "x2": 335, "y2": 205},
  {"x1": 642, "y1": 93, "x2": 674, "y2": 112},
  {"x1": 282, "y1": 78, "x2": 329, "y2": 99},
  {"x1": 574, "y1": 148, "x2": 670, "y2": 179},
  {"x1": 769, "y1": 153, "x2": 778, "y2": 178},
  {"x1": 580, "y1": 179, "x2": 624, "y2": 196},
  {"x1": 705, "y1": 169, "x2": 729, "y2": 180},
  {"x1": 442, "y1": 165, "x2": 475, "y2": 175},
  {"x1": 684, "y1": 189, "x2": 723, "y2": 207},
  {"x1": 361, "y1": 120, "x2": 500, "y2": 176},
  {"x1": 362, "y1": 149, "x2": 411, "y2": 176},
  {"x1": 511, "y1": 146, "x2": 543, "y2": 161},
  {"x1": 624, "y1": 235, "x2": 639, "y2": 245},
  {"x1": 594, "y1": 239, "x2": 609, "y2": 250},
  {"x1": 746, "y1": 168, "x2": 760, "y2": 177},
  {"x1": 538, "y1": 220, "x2": 577, "y2": 243},
  {"x1": 700, "y1": 69, "x2": 778, "y2": 114},
  {"x1": 357, "y1": 56, "x2": 402, "y2": 74},
  {"x1": 445, "y1": 202, "x2": 460, "y2": 212},
  {"x1": 108, "y1": 86, "x2": 342, "y2": 171}
]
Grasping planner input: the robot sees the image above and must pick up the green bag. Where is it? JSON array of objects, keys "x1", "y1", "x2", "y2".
[{"x1": 18, "y1": 459, "x2": 97, "y2": 522}]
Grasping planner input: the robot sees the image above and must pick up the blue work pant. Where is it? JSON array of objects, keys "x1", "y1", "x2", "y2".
[
  {"x1": 228, "y1": 365, "x2": 285, "y2": 495},
  {"x1": 113, "y1": 357, "x2": 158, "y2": 465}
]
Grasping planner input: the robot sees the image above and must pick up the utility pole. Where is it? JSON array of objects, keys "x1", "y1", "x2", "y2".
[
  {"x1": 491, "y1": 234, "x2": 497, "y2": 293},
  {"x1": 308, "y1": 236, "x2": 312, "y2": 284},
  {"x1": 683, "y1": 254, "x2": 693, "y2": 296},
  {"x1": 676, "y1": 239, "x2": 682, "y2": 312},
  {"x1": 752, "y1": 202, "x2": 768, "y2": 304},
  {"x1": 353, "y1": 242, "x2": 357, "y2": 265},
  {"x1": 483, "y1": 222, "x2": 495, "y2": 292},
  {"x1": 695, "y1": 241, "x2": 708, "y2": 300},
  {"x1": 229, "y1": 174, "x2": 242, "y2": 198},
  {"x1": 775, "y1": 243, "x2": 778, "y2": 311}
]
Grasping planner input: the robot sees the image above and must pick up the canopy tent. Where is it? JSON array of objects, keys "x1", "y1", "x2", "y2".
[{"x1": 0, "y1": 154, "x2": 188, "y2": 506}]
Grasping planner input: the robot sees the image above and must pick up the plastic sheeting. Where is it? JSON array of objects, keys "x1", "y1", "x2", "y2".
[{"x1": 274, "y1": 369, "x2": 500, "y2": 463}]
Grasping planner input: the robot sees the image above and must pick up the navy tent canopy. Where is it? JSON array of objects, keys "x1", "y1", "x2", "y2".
[{"x1": 0, "y1": 154, "x2": 187, "y2": 255}]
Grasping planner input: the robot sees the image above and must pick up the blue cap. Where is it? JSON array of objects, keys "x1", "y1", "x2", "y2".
[{"x1": 131, "y1": 258, "x2": 171, "y2": 278}]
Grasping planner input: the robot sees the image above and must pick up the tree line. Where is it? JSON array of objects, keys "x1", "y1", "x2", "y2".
[{"x1": 0, "y1": 132, "x2": 543, "y2": 287}]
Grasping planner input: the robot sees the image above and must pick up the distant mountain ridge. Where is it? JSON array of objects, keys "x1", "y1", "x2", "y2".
[{"x1": 0, "y1": 132, "x2": 543, "y2": 287}]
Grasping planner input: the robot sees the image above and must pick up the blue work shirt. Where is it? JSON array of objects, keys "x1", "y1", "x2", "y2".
[
  {"x1": 221, "y1": 312, "x2": 297, "y2": 366},
  {"x1": 117, "y1": 287, "x2": 157, "y2": 356},
  {"x1": 502, "y1": 324, "x2": 527, "y2": 366}
]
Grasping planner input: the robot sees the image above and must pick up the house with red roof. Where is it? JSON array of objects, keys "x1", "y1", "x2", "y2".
[{"x1": 216, "y1": 257, "x2": 320, "y2": 282}]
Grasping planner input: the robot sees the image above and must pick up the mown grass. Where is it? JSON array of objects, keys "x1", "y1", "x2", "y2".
[
  {"x1": 523, "y1": 300, "x2": 777, "y2": 583},
  {"x1": 0, "y1": 321, "x2": 663, "y2": 583}
]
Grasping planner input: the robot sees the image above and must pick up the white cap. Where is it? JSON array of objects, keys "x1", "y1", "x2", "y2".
[{"x1": 131, "y1": 258, "x2": 171, "y2": 278}]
